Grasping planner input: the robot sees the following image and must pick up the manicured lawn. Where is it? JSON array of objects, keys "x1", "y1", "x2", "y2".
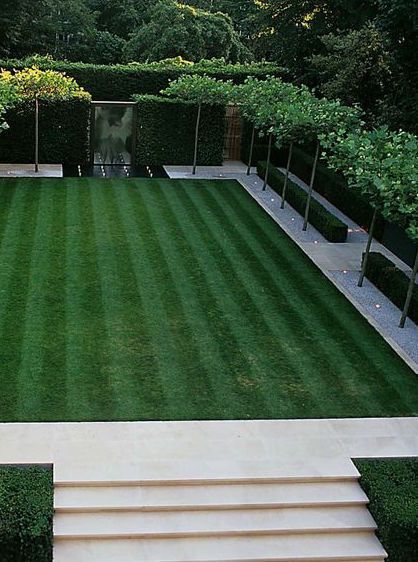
[{"x1": 0, "y1": 177, "x2": 417, "y2": 422}]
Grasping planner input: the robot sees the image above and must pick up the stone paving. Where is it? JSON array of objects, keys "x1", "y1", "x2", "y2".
[
  {"x1": 0, "y1": 163, "x2": 63, "y2": 177},
  {"x1": 165, "y1": 162, "x2": 418, "y2": 373}
]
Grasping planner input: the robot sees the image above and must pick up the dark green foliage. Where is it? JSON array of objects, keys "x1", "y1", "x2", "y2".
[
  {"x1": 124, "y1": 0, "x2": 251, "y2": 63},
  {"x1": 364, "y1": 252, "x2": 418, "y2": 324},
  {"x1": 257, "y1": 161, "x2": 348, "y2": 243},
  {"x1": 0, "y1": 465, "x2": 53, "y2": 562},
  {"x1": 307, "y1": 24, "x2": 392, "y2": 124},
  {"x1": 355, "y1": 458, "x2": 418, "y2": 562},
  {"x1": 281, "y1": 144, "x2": 386, "y2": 238},
  {"x1": 0, "y1": 59, "x2": 281, "y2": 101},
  {"x1": 134, "y1": 95, "x2": 225, "y2": 166},
  {"x1": 0, "y1": 97, "x2": 90, "y2": 164}
]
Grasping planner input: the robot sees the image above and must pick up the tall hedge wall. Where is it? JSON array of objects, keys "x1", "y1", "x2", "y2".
[
  {"x1": 0, "y1": 59, "x2": 282, "y2": 101},
  {"x1": 355, "y1": 458, "x2": 418, "y2": 562},
  {"x1": 134, "y1": 95, "x2": 226, "y2": 166},
  {"x1": 0, "y1": 98, "x2": 91, "y2": 165},
  {"x1": 0, "y1": 465, "x2": 53, "y2": 562}
]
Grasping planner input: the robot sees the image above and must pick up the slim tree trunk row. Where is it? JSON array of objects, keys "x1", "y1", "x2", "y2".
[{"x1": 192, "y1": 103, "x2": 202, "y2": 176}]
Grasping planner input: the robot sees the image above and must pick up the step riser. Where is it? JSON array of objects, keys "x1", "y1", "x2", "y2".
[
  {"x1": 54, "y1": 476, "x2": 359, "y2": 488},
  {"x1": 55, "y1": 527, "x2": 379, "y2": 540},
  {"x1": 55, "y1": 500, "x2": 369, "y2": 513}
]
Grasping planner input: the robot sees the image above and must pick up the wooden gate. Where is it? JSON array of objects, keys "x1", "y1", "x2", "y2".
[{"x1": 224, "y1": 105, "x2": 242, "y2": 160}]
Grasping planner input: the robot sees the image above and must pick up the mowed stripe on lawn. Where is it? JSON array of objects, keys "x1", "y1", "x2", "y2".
[{"x1": 0, "y1": 177, "x2": 416, "y2": 421}]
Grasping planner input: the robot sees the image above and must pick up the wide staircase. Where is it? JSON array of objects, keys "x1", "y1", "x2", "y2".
[{"x1": 54, "y1": 474, "x2": 387, "y2": 562}]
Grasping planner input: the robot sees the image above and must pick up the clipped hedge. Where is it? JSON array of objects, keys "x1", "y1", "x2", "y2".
[
  {"x1": 0, "y1": 98, "x2": 91, "y2": 164},
  {"x1": 240, "y1": 120, "x2": 385, "y2": 238},
  {"x1": 0, "y1": 465, "x2": 53, "y2": 562},
  {"x1": 354, "y1": 458, "x2": 418, "y2": 562},
  {"x1": 364, "y1": 252, "x2": 418, "y2": 324},
  {"x1": 134, "y1": 95, "x2": 225, "y2": 166},
  {"x1": 279, "y1": 144, "x2": 386, "y2": 238},
  {"x1": 0, "y1": 59, "x2": 282, "y2": 101},
  {"x1": 257, "y1": 161, "x2": 348, "y2": 243}
]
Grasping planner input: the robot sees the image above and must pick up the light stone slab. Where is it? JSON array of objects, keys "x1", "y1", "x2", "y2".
[
  {"x1": 54, "y1": 532, "x2": 386, "y2": 561},
  {"x1": 54, "y1": 480, "x2": 369, "y2": 512},
  {"x1": 0, "y1": 419, "x2": 416, "y2": 483},
  {"x1": 0, "y1": 163, "x2": 63, "y2": 177}
]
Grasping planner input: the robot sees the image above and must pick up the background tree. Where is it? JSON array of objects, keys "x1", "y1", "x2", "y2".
[
  {"x1": 308, "y1": 24, "x2": 392, "y2": 123},
  {"x1": 162, "y1": 74, "x2": 233, "y2": 174},
  {"x1": 300, "y1": 96, "x2": 362, "y2": 231},
  {"x1": 321, "y1": 126, "x2": 417, "y2": 290},
  {"x1": 124, "y1": 0, "x2": 252, "y2": 63},
  {"x1": 88, "y1": 0, "x2": 144, "y2": 39},
  {"x1": 0, "y1": 67, "x2": 90, "y2": 171}
]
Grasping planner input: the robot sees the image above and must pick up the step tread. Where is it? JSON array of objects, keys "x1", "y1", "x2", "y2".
[
  {"x1": 55, "y1": 481, "x2": 368, "y2": 511},
  {"x1": 54, "y1": 506, "x2": 376, "y2": 538},
  {"x1": 54, "y1": 532, "x2": 387, "y2": 562}
]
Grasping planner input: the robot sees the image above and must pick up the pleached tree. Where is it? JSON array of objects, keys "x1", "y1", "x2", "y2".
[{"x1": 162, "y1": 74, "x2": 234, "y2": 175}]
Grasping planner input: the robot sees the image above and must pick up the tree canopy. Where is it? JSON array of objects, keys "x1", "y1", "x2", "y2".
[{"x1": 124, "y1": 1, "x2": 251, "y2": 63}]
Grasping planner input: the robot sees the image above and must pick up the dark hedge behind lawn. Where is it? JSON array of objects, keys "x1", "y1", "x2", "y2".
[
  {"x1": 0, "y1": 465, "x2": 53, "y2": 562},
  {"x1": 0, "y1": 98, "x2": 91, "y2": 165},
  {"x1": 134, "y1": 95, "x2": 226, "y2": 166},
  {"x1": 0, "y1": 59, "x2": 282, "y2": 101}
]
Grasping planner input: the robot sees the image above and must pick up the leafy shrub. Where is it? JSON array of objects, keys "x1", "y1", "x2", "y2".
[
  {"x1": 0, "y1": 58, "x2": 281, "y2": 101},
  {"x1": 257, "y1": 161, "x2": 348, "y2": 242},
  {"x1": 134, "y1": 94, "x2": 225, "y2": 166},
  {"x1": 364, "y1": 252, "x2": 418, "y2": 324},
  {"x1": 355, "y1": 458, "x2": 418, "y2": 562},
  {"x1": 0, "y1": 66, "x2": 90, "y2": 101},
  {"x1": 0, "y1": 465, "x2": 53, "y2": 562},
  {"x1": 0, "y1": 67, "x2": 91, "y2": 164}
]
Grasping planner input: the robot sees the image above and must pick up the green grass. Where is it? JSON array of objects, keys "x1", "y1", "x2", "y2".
[{"x1": 0, "y1": 177, "x2": 417, "y2": 422}]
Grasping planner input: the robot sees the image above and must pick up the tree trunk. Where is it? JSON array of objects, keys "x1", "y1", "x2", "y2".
[
  {"x1": 302, "y1": 141, "x2": 320, "y2": 231},
  {"x1": 192, "y1": 103, "x2": 202, "y2": 175},
  {"x1": 35, "y1": 97, "x2": 39, "y2": 173},
  {"x1": 280, "y1": 141, "x2": 293, "y2": 209},
  {"x1": 399, "y1": 247, "x2": 418, "y2": 328},
  {"x1": 358, "y1": 208, "x2": 378, "y2": 287},
  {"x1": 246, "y1": 124, "x2": 256, "y2": 175},
  {"x1": 262, "y1": 132, "x2": 273, "y2": 191}
]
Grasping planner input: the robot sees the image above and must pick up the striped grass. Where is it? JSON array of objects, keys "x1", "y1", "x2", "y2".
[{"x1": 0, "y1": 177, "x2": 416, "y2": 422}]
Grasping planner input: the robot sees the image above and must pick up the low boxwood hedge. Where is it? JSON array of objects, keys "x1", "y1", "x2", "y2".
[
  {"x1": 364, "y1": 252, "x2": 418, "y2": 324},
  {"x1": 257, "y1": 161, "x2": 348, "y2": 243},
  {"x1": 240, "y1": 119, "x2": 385, "y2": 239},
  {"x1": 281, "y1": 144, "x2": 386, "y2": 239},
  {"x1": 134, "y1": 95, "x2": 225, "y2": 166},
  {"x1": 0, "y1": 59, "x2": 282, "y2": 102},
  {"x1": 354, "y1": 458, "x2": 418, "y2": 562},
  {"x1": 0, "y1": 97, "x2": 91, "y2": 165},
  {"x1": 0, "y1": 465, "x2": 53, "y2": 562}
]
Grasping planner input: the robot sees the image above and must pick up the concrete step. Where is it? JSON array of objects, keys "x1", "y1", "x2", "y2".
[
  {"x1": 54, "y1": 480, "x2": 369, "y2": 512},
  {"x1": 54, "y1": 532, "x2": 387, "y2": 561},
  {"x1": 54, "y1": 505, "x2": 376, "y2": 539}
]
